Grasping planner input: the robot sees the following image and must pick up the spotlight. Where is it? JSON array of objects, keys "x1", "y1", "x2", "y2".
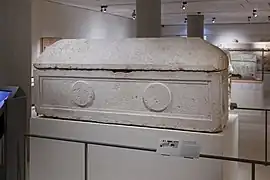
[
  {"x1": 268, "y1": 16, "x2": 270, "y2": 21},
  {"x1": 184, "y1": 17, "x2": 187, "y2": 23},
  {"x1": 101, "y1": 5, "x2": 108, "y2": 12},
  {"x1": 197, "y1": 12, "x2": 201, "y2": 15},
  {"x1": 212, "y1": 17, "x2": 216, "y2": 23},
  {"x1": 248, "y1": 16, "x2": 251, "y2": 22},
  {"x1": 182, "y1": 2, "x2": 187, "y2": 10},
  {"x1": 253, "y1": 9, "x2": 257, "y2": 17},
  {"x1": 132, "y1": 10, "x2": 136, "y2": 20}
]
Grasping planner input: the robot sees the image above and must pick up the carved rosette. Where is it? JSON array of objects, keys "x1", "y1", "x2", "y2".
[
  {"x1": 71, "y1": 81, "x2": 95, "y2": 107},
  {"x1": 143, "y1": 83, "x2": 172, "y2": 112}
]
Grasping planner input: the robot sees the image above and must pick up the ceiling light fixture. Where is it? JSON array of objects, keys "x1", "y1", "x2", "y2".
[
  {"x1": 132, "y1": 10, "x2": 136, "y2": 20},
  {"x1": 184, "y1": 17, "x2": 187, "y2": 23},
  {"x1": 268, "y1": 16, "x2": 270, "y2": 21},
  {"x1": 182, "y1": 2, "x2": 187, "y2": 10},
  {"x1": 212, "y1": 17, "x2": 216, "y2": 23},
  {"x1": 197, "y1": 12, "x2": 201, "y2": 15},
  {"x1": 248, "y1": 16, "x2": 251, "y2": 22},
  {"x1": 101, "y1": 5, "x2": 108, "y2": 12},
  {"x1": 253, "y1": 9, "x2": 257, "y2": 17}
]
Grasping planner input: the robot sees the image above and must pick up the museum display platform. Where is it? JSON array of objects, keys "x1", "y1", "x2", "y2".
[{"x1": 29, "y1": 113, "x2": 238, "y2": 180}]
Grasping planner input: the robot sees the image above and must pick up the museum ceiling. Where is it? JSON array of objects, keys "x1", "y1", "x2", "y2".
[{"x1": 46, "y1": 0, "x2": 270, "y2": 25}]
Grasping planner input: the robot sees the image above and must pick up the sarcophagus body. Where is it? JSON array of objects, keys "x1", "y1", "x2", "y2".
[{"x1": 33, "y1": 38, "x2": 229, "y2": 132}]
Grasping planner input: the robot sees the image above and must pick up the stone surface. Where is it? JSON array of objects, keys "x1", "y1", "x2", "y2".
[
  {"x1": 34, "y1": 38, "x2": 228, "y2": 71},
  {"x1": 71, "y1": 81, "x2": 95, "y2": 107},
  {"x1": 33, "y1": 38, "x2": 229, "y2": 132},
  {"x1": 142, "y1": 83, "x2": 172, "y2": 112}
]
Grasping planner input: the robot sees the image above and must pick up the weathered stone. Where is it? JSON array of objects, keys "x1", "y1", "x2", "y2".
[{"x1": 33, "y1": 38, "x2": 229, "y2": 132}]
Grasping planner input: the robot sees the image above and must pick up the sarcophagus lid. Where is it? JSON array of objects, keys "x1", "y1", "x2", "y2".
[{"x1": 34, "y1": 38, "x2": 229, "y2": 132}]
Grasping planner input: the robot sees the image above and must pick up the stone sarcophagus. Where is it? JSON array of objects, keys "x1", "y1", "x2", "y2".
[{"x1": 33, "y1": 38, "x2": 229, "y2": 132}]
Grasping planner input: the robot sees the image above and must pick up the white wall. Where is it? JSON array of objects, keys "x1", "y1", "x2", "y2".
[
  {"x1": 162, "y1": 23, "x2": 270, "y2": 45},
  {"x1": 32, "y1": 0, "x2": 136, "y2": 62}
]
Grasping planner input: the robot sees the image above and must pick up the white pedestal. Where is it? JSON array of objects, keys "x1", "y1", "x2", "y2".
[{"x1": 29, "y1": 114, "x2": 238, "y2": 180}]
